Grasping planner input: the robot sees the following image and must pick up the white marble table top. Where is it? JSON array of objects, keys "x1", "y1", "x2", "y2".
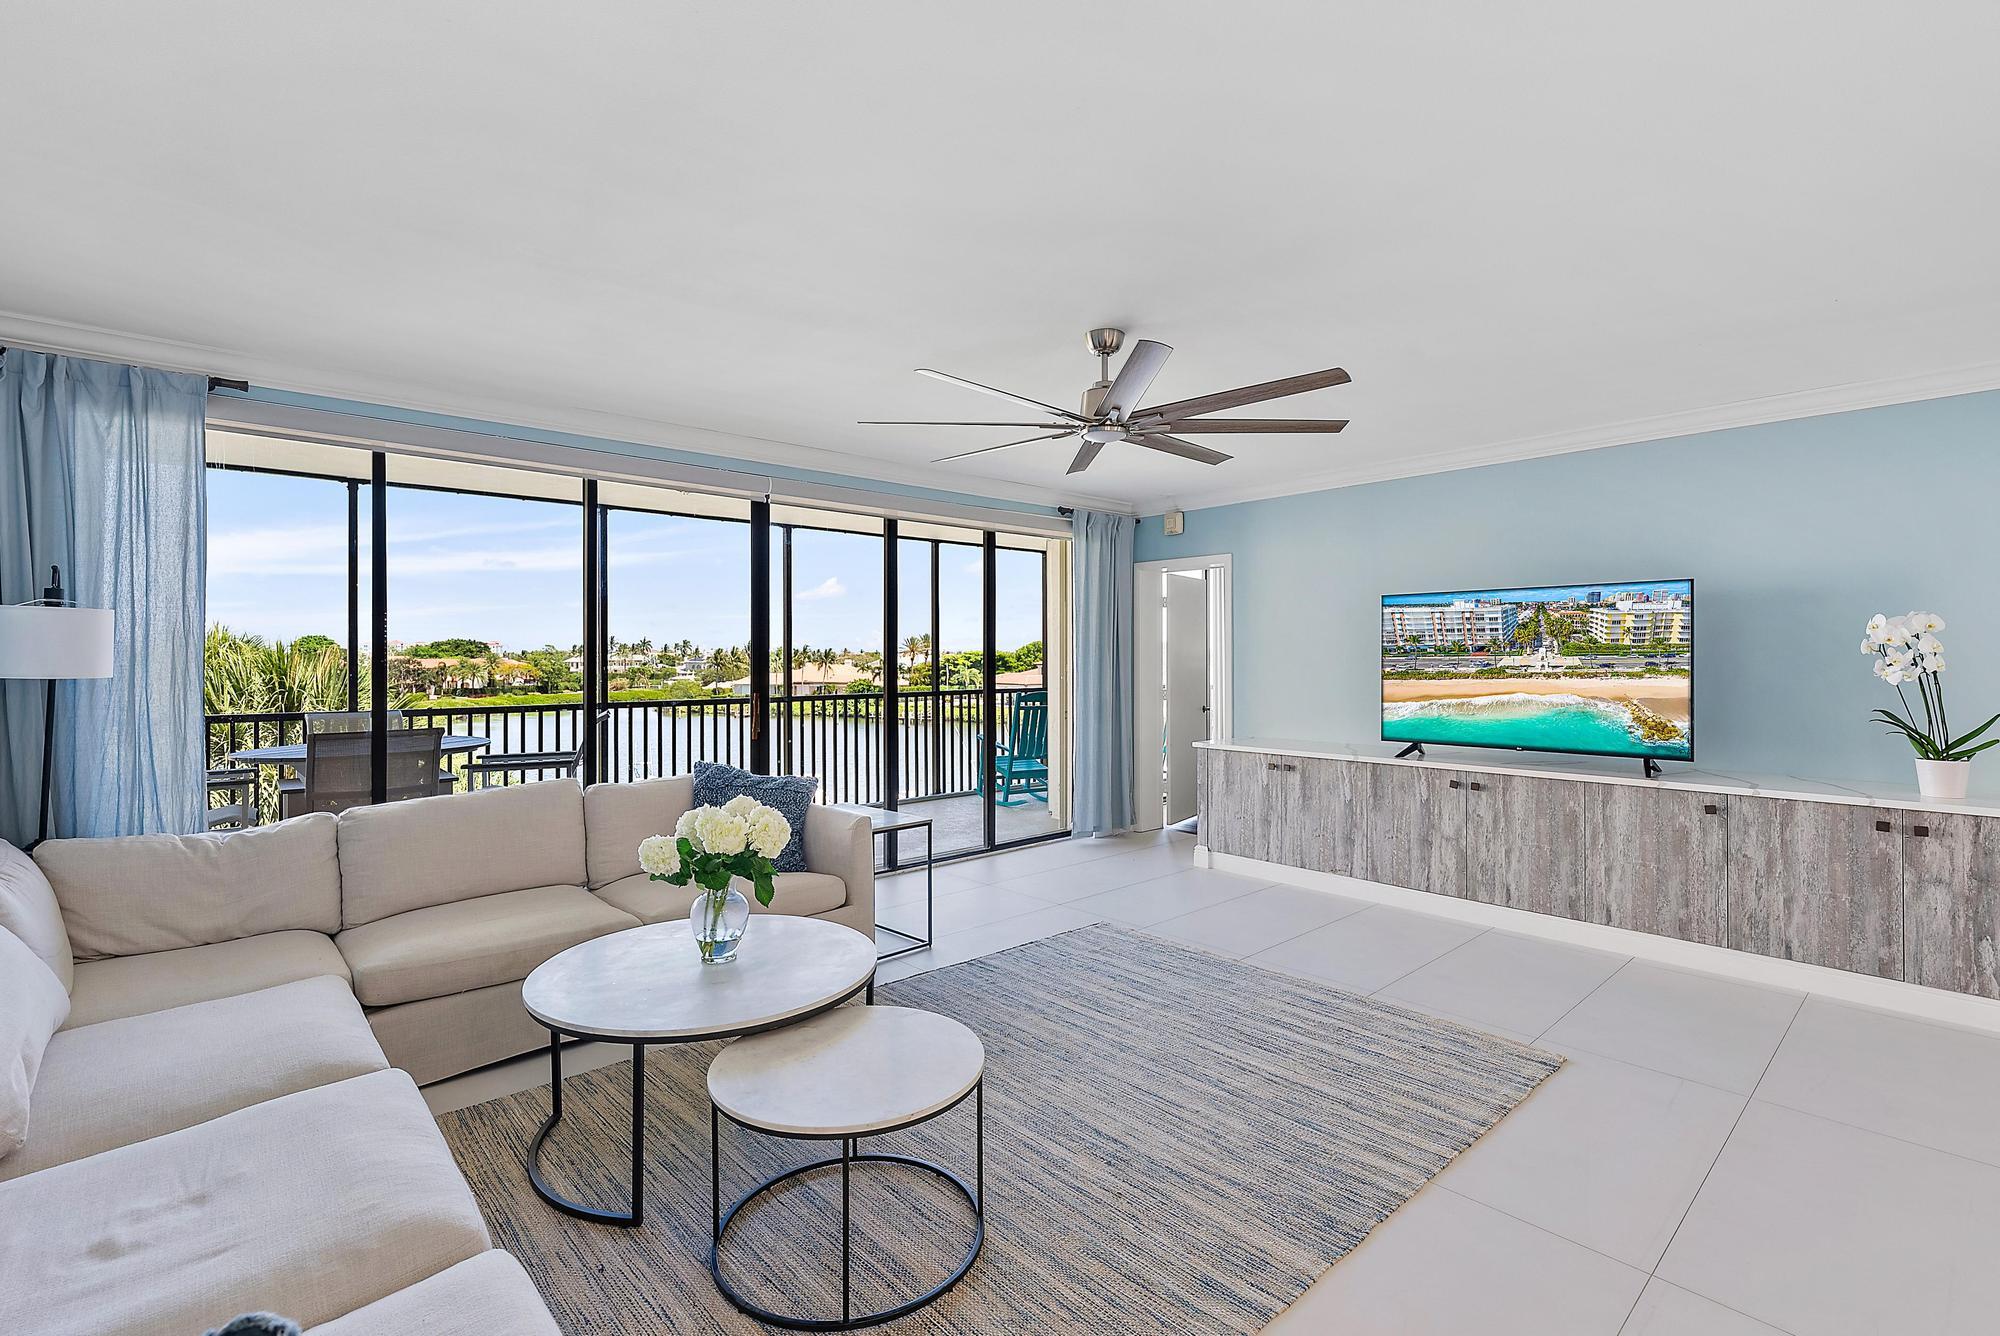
[
  {"x1": 708, "y1": 1006, "x2": 985, "y2": 1138},
  {"x1": 522, "y1": 916, "x2": 876, "y2": 1041}
]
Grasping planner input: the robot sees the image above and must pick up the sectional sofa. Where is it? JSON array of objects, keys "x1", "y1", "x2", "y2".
[{"x1": 0, "y1": 776, "x2": 876, "y2": 1335}]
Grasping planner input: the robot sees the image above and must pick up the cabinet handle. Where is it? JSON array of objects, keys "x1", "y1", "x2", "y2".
[
  {"x1": 1875, "y1": 820, "x2": 1892, "y2": 833},
  {"x1": 1282, "y1": 763, "x2": 1298, "y2": 772},
  {"x1": 1266, "y1": 762, "x2": 1278, "y2": 771},
  {"x1": 1448, "y1": 779, "x2": 1462, "y2": 790},
  {"x1": 1911, "y1": 824, "x2": 1931, "y2": 838},
  {"x1": 1703, "y1": 803, "x2": 1719, "y2": 815},
  {"x1": 1469, "y1": 781, "x2": 1484, "y2": 792}
]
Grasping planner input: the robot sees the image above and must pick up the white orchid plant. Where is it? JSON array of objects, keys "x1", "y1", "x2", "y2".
[
  {"x1": 1861, "y1": 612, "x2": 1999, "y2": 762},
  {"x1": 638, "y1": 794, "x2": 792, "y2": 909}
]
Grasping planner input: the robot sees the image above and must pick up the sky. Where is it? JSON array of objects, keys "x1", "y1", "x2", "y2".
[
  {"x1": 206, "y1": 469, "x2": 1047, "y2": 655},
  {"x1": 1382, "y1": 580, "x2": 1693, "y2": 607}
]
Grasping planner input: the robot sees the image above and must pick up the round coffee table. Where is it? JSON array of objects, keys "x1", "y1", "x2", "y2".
[
  {"x1": 707, "y1": 1006, "x2": 985, "y2": 1329},
  {"x1": 522, "y1": 915, "x2": 877, "y2": 1227}
]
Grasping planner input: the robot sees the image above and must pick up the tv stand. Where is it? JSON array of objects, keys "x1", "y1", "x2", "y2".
[
  {"x1": 1643, "y1": 758, "x2": 1663, "y2": 779},
  {"x1": 1395, "y1": 742, "x2": 1425, "y2": 759}
]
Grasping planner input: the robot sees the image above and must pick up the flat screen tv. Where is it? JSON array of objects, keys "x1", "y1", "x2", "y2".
[{"x1": 1381, "y1": 579, "x2": 1693, "y2": 764}]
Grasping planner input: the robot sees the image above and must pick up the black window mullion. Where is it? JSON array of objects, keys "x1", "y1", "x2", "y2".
[
  {"x1": 748, "y1": 500, "x2": 772, "y2": 773},
  {"x1": 369, "y1": 453, "x2": 388, "y2": 804}
]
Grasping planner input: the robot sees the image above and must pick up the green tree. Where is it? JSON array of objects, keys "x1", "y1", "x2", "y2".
[
  {"x1": 292, "y1": 633, "x2": 338, "y2": 656},
  {"x1": 404, "y1": 637, "x2": 490, "y2": 659},
  {"x1": 521, "y1": 648, "x2": 580, "y2": 693}
]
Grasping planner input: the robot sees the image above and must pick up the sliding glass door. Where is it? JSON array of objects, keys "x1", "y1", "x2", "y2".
[{"x1": 203, "y1": 429, "x2": 1070, "y2": 851}]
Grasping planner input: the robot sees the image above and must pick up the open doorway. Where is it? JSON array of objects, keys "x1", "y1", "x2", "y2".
[{"x1": 1132, "y1": 554, "x2": 1232, "y2": 834}]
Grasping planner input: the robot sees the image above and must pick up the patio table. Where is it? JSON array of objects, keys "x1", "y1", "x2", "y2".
[{"x1": 224, "y1": 734, "x2": 490, "y2": 767}]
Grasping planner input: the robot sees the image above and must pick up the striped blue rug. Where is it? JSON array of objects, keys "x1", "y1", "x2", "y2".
[{"x1": 442, "y1": 922, "x2": 1560, "y2": 1332}]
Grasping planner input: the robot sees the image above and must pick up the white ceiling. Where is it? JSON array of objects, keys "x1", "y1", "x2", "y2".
[{"x1": 5, "y1": 3, "x2": 1999, "y2": 514}]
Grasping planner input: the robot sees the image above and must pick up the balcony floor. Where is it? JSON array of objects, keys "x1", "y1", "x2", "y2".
[{"x1": 889, "y1": 790, "x2": 1067, "y2": 860}]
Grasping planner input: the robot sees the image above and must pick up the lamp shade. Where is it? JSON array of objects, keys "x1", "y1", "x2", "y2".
[{"x1": 0, "y1": 605, "x2": 115, "y2": 679}]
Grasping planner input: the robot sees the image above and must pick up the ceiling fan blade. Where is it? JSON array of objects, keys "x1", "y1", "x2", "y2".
[
  {"x1": 915, "y1": 368, "x2": 1087, "y2": 423},
  {"x1": 1099, "y1": 338, "x2": 1172, "y2": 423},
  {"x1": 859, "y1": 420, "x2": 1071, "y2": 428},
  {"x1": 932, "y1": 430, "x2": 1075, "y2": 464},
  {"x1": 1066, "y1": 440, "x2": 1105, "y2": 475},
  {"x1": 1131, "y1": 433, "x2": 1232, "y2": 465},
  {"x1": 1132, "y1": 367, "x2": 1350, "y2": 425},
  {"x1": 1149, "y1": 417, "x2": 1349, "y2": 434}
]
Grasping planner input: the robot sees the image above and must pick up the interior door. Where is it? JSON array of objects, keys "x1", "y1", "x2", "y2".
[{"x1": 1163, "y1": 572, "x2": 1211, "y2": 825}]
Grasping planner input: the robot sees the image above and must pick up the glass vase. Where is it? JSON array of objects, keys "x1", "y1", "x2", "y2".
[{"x1": 690, "y1": 883, "x2": 751, "y2": 964}]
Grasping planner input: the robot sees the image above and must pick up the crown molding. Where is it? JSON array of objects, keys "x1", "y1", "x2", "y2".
[
  {"x1": 0, "y1": 311, "x2": 1136, "y2": 517},
  {"x1": 1133, "y1": 357, "x2": 2000, "y2": 516}
]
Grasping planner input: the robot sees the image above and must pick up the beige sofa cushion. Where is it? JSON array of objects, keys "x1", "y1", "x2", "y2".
[
  {"x1": 583, "y1": 775, "x2": 694, "y2": 888},
  {"x1": 35, "y1": 813, "x2": 341, "y2": 960},
  {"x1": 339, "y1": 781, "x2": 586, "y2": 927},
  {"x1": 336, "y1": 885, "x2": 638, "y2": 1007},
  {"x1": 307, "y1": 1250, "x2": 559, "y2": 1335},
  {"x1": 595, "y1": 869, "x2": 847, "y2": 924},
  {"x1": 0, "y1": 841, "x2": 72, "y2": 991},
  {"x1": 0, "y1": 929, "x2": 69, "y2": 1160},
  {"x1": 365, "y1": 979, "x2": 553, "y2": 1087},
  {"x1": 3, "y1": 976, "x2": 387, "y2": 1181},
  {"x1": 0, "y1": 1068, "x2": 490, "y2": 1335},
  {"x1": 64, "y1": 928, "x2": 351, "y2": 1030}
]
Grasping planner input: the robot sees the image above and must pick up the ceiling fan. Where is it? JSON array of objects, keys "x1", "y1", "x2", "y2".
[{"x1": 861, "y1": 328, "x2": 1349, "y2": 475}]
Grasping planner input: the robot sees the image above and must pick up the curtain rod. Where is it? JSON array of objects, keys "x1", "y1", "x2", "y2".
[{"x1": 0, "y1": 344, "x2": 248, "y2": 394}]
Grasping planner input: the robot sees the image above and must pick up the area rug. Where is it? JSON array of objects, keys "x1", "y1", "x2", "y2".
[{"x1": 438, "y1": 923, "x2": 1560, "y2": 1333}]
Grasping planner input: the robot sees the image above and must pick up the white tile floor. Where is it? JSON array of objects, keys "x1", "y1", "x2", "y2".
[{"x1": 426, "y1": 830, "x2": 2000, "y2": 1335}]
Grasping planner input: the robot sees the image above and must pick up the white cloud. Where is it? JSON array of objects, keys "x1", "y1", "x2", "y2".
[{"x1": 798, "y1": 576, "x2": 846, "y2": 600}]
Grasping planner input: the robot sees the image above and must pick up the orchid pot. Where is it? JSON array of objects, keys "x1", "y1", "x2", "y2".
[{"x1": 1861, "y1": 611, "x2": 1996, "y2": 801}]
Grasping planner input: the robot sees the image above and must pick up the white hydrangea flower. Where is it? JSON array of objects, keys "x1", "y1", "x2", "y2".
[
  {"x1": 637, "y1": 834, "x2": 678, "y2": 877},
  {"x1": 748, "y1": 809, "x2": 791, "y2": 860},
  {"x1": 696, "y1": 808, "x2": 749, "y2": 856},
  {"x1": 673, "y1": 808, "x2": 699, "y2": 841},
  {"x1": 723, "y1": 793, "x2": 759, "y2": 817}
]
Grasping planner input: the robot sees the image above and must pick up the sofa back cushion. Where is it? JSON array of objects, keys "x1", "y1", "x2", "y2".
[
  {"x1": 0, "y1": 842, "x2": 73, "y2": 991},
  {"x1": 583, "y1": 776, "x2": 694, "y2": 888},
  {"x1": 338, "y1": 780, "x2": 585, "y2": 928},
  {"x1": 691, "y1": 762, "x2": 813, "y2": 872},
  {"x1": 34, "y1": 816, "x2": 342, "y2": 961},
  {"x1": 0, "y1": 928, "x2": 70, "y2": 1160}
]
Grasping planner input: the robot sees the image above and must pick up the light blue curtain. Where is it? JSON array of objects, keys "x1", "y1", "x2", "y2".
[
  {"x1": 1, "y1": 351, "x2": 208, "y2": 843},
  {"x1": 1070, "y1": 509, "x2": 1135, "y2": 835}
]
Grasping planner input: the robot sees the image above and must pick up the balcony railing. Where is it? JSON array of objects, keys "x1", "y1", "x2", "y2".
[{"x1": 206, "y1": 685, "x2": 1038, "y2": 816}]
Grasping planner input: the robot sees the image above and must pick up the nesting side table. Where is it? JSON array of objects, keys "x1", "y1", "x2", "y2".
[
  {"x1": 834, "y1": 803, "x2": 935, "y2": 961},
  {"x1": 707, "y1": 1005, "x2": 986, "y2": 1329}
]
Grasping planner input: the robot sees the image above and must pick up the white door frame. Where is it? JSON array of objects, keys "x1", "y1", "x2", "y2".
[{"x1": 1132, "y1": 553, "x2": 1233, "y2": 831}]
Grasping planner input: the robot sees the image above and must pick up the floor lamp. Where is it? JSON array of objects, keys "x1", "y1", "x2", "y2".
[{"x1": 0, "y1": 566, "x2": 114, "y2": 848}]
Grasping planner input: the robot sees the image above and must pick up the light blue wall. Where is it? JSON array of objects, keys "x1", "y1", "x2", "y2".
[{"x1": 1136, "y1": 390, "x2": 2000, "y2": 789}]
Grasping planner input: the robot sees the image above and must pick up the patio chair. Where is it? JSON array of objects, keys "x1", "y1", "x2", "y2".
[
  {"x1": 979, "y1": 690, "x2": 1049, "y2": 806},
  {"x1": 205, "y1": 767, "x2": 258, "y2": 830},
  {"x1": 463, "y1": 742, "x2": 583, "y2": 789},
  {"x1": 305, "y1": 709, "x2": 404, "y2": 733},
  {"x1": 301, "y1": 726, "x2": 445, "y2": 815}
]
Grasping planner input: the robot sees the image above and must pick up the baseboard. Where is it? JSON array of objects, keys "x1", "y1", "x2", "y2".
[{"x1": 1205, "y1": 849, "x2": 2000, "y2": 1038}]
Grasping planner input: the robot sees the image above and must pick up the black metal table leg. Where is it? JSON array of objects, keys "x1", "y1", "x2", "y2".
[
  {"x1": 527, "y1": 1032, "x2": 648, "y2": 1227},
  {"x1": 708, "y1": 1082, "x2": 985, "y2": 1330}
]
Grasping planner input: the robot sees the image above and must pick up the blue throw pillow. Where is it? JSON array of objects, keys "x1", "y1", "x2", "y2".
[{"x1": 691, "y1": 762, "x2": 814, "y2": 873}]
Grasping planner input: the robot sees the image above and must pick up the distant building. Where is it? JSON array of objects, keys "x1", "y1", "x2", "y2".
[
  {"x1": 1587, "y1": 596, "x2": 1690, "y2": 645},
  {"x1": 723, "y1": 660, "x2": 872, "y2": 697},
  {"x1": 1381, "y1": 600, "x2": 1520, "y2": 648},
  {"x1": 1586, "y1": 590, "x2": 1603, "y2": 605}
]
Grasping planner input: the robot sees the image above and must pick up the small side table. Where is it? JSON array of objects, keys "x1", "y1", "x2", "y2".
[
  {"x1": 834, "y1": 803, "x2": 934, "y2": 961},
  {"x1": 707, "y1": 1006, "x2": 985, "y2": 1329}
]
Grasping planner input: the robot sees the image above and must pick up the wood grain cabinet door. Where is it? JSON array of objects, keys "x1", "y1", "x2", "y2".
[
  {"x1": 1725, "y1": 796, "x2": 1903, "y2": 979},
  {"x1": 1355, "y1": 765, "x2": 1469, "y2": 898},
  {"x1": 1201, "y1": 749, "x2": 1264, "y2": 861},
  {"x1": 1581, "y1": 786, "x2": 1728, "y2": 945},
  {"x1": 1297, "y1": 757, "x2": 1361, "y2": 877},
  {"x1": 1461, "y1": 772, "x2": 1588, "y2": 917},
  {"x1": 1903, "y1": 811, "x2": 2000, "y2": 998}
]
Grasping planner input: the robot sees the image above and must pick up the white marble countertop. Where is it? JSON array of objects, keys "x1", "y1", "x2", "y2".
[
  {"x1": 707, "y1": 1005, "x2": 984, "y2": 1137},
  {"x1": 522, "y1": 916, "x2": 876, "y2": 1040},
  {"x1": 1195, "y1": 736, "x2": 2000, "y2": 819}
]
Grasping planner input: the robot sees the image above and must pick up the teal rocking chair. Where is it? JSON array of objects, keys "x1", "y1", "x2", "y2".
[{"x1": 980, "y1": 691, "x2": 1049, "y2": 806}]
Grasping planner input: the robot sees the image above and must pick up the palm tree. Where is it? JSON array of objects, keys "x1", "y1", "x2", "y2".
[{"x1": 901, "y1": 635, "x2": 924, "y2": 671}]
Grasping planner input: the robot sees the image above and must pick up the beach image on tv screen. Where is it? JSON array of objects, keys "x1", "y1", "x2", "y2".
[{"x1": 1381, "y1": 580, "x2": 1692, "y2": 761}]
